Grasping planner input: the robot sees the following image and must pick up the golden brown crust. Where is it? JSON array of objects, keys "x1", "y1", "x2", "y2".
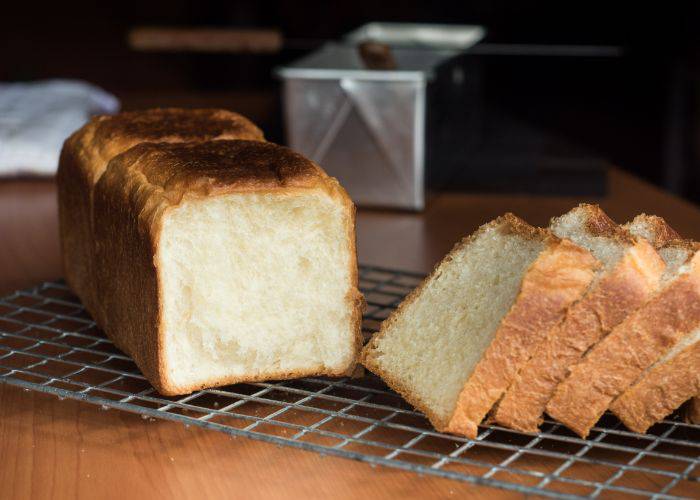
[
  {"x1": 57, "y1": 143, "x2": 101, "y2": 321},
  {"x1": 58, "y1": 108, "x2": 264, "y2": 328},
  {"x1": 445, "y1": 237, "x2": 598, "y2": 437},
  {"x1": 495, "y1": 212, "x2": 551, "y2": 241},
  {"x1": 610, "y1": 340, "x2": 699, "y2": 433},
  {"x1": 361, "y1": 213, "x2": 549, "y2": 430},
  {"x1": 623, "y1": 214, "x2": 680, "y2": 249},
  {"x1": 113, "y1": 139, "x2": 329, "y2": 200},
  {"x1": 662, "y1": 239, "x2": 700, "y2": 255},
  {"x1": 93, "y1": 139, "x2": 361, "y2": 395},
  {"x1": 553, "y1": 203, "x2": 634, "y2": 245},
  {"x1": 85, "y1": 108, "x2": 265, "y2": 182},
  {"x1": 92, "y1": 160, "x2": 164, "y2": 388},
  {"x1": 492, "y1": 237, "x2": 664, "y2": 433},
  {"x1": 343, "y1": 195, "x2": 365, "y2": 379},
  {"x1": 546, "y1": 252, "x2": 700, "y2": 437}
]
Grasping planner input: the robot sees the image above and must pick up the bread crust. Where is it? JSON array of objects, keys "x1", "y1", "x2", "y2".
[
  {"x1": 623, "y1": 214, "x2": 680, "y2": 249},
  {"x1": 57, "y1": 143, "x2": 100, "y2": 320},
  {"x1": 57, "y1": 108, "x2": 264, "y2": 327},
  {"x1": 83, "y1": 108, "x2": 265, "y2": 182},
  {"x1": 92, "y1": 139, "x2": 362, "y2": 395},
  {"x1": 546, "y1": 251, "x2": 700, "y2": 437},
  {"x1": 561, "y1": 203, "x2": 635, "y2": 246},
  {"x1": 610, "y1": 339, "x2": 699, "y2": 433},
  {"x1": 492, "y1": 237, "x2": 665, "y2": 433},
  {"x1": 445, "y1": 237, "x2": 598, "y2": 437},
  {"x1": 361, "y1": 213, "x2": 548, "y2": 430}
]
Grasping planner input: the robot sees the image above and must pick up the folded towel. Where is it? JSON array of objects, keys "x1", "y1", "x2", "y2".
[{"x1": 0, "y1": 80, "x2": 119, "y2": 176}]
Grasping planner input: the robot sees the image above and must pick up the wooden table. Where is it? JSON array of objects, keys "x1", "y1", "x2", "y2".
[{"x1": 1, "y1": 169, "x2": 699, "y2": 499}]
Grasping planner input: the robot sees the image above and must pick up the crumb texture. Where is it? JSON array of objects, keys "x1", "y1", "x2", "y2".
[{"x1": 159, "y1": 191, "x2": 357, "y2": 391}]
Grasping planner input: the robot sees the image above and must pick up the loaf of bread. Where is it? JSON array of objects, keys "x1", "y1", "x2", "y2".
[
  {"x1": 492, "y1": 205, "x2": 665, "y2": 433},
  {"x1": 57, "y1": 108, "x2": 264, "y2": 324},
  {"x1": 361, "y1": 214, "x2": 597, "y2": 438},
  {"x1": 58, "y1": 110, "x2": 362, "y2": 395},
  {"x1": 546, "y1": 242, "x2": 700, "y2": 437}
]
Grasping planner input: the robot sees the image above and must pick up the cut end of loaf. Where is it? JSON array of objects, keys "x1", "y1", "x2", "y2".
[{"x1": 157, "y1": 189, "x2": 360, "y2": 394}]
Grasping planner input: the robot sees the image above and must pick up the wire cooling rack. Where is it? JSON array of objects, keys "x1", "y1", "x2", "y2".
[{"x1": 0, "y1": 265, "x2": 698, "y2": 499}]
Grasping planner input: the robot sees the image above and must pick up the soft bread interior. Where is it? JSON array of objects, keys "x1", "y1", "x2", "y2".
[
  {"x1": 365, "y1": 222, "x2": 545, "y2": 426},
  {"x1": 550, "y1": 208, "x2": 625, "y2": 269},
  {"x1": 625, "y1": 218, "x2": 660, "y2": 245},
  {"x1": 158, "y1": 190, "x2": 355, "y2": 390},
  {"x1": 657, "y1": 245, "x2": 692, "y2": 281}
]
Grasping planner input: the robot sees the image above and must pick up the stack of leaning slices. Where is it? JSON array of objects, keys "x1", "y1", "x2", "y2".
[{"x1": 362, "y1": 205, "x2": 700, "y2": 437}]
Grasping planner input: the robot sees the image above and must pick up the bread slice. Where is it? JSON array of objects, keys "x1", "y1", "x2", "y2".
[
  {"x1": 90, "y1": 139, "x2": 362, "y2": 395},
  {"x1": 492, "y1": 205, "x2": 665, "y2": 433},
  {"x1": 361, "y1": 214, "x2": 598, "y2": 437},
  {"x1": 610, "y1": 326, "x2": 700, "y2": 432},
  {"x1": 57, "y1": 108, "x2": 264, "y2": 324},
  {"x1": 546, "y1": 243, "x2": 700, "y2": 437}
]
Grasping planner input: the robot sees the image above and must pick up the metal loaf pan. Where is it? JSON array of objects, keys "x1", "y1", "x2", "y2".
[{"x1": 277, "y1": 23, "x2": 486, "y2": 210}]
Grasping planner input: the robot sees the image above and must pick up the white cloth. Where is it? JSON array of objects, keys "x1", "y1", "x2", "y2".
[{"x1": 0, "y1": 80, "x2": 119, "y2": 175}]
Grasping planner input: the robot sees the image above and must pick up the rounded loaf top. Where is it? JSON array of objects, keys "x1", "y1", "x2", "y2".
[
  {"x1": 65, "y1": 108, "x2": 265, "y2": 184},
  {"x1": 92, "y1": 107, "x2": 264, "y2": 147},
  {"x1": 115, "y1": 139, "x2": 330, "y2": 194}
]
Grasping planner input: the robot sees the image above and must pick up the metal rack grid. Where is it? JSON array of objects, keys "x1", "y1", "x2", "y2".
[{"x1": 0, "y1": 265, "x2": 698, "y2": 499}]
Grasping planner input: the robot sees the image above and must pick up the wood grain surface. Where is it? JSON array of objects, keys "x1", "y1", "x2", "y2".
[{"x1": 1, "y1": 168, "x2": 700, "y2": 499}]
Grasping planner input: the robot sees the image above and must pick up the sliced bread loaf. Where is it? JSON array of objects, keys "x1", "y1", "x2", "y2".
[
  {"x1": 610, "y1": 325, "x2": 700, "y2": 432},
  {"x1": 362, "y1": 214, "x2": 598, "y2": 437},
  {"x1": 492, "y1": 205, "x2": 665, "y2": 433},
  {"x1": 546, "y1": 243, "x2": 700, "y2": 437}
]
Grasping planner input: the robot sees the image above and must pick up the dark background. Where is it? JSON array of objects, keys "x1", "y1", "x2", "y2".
[{"x1": 4, "y1": 1, "x2": 700, "y2": 202}]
